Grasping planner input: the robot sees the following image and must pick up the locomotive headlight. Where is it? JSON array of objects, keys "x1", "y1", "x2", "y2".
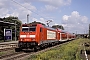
[{"x1": 20, "y1": 39, "x2": 23, "y2": 41}]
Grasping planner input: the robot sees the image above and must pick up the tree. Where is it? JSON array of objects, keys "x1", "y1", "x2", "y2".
[
  {"x1": 0, "y1": 16, "x2": 22, "y2": 40},
  {"x1": 52, "y1": 25, "x2": 64, "y2": 30}
]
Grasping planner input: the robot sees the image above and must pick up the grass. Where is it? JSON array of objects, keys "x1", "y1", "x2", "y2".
[
  {"x1": 0, "y1": 50, "x2": 15, "y2": 56},
  {"x1": 26, "y1": 38, "x2": 90, "y2": 60},
  {"x1": 0, "y1": 52, "x2": 5, "y2": 56}
]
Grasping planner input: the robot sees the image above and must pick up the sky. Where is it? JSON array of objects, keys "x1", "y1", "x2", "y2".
[{"x1": 0, "y1": 0, "x2": 90, "y2": 34}]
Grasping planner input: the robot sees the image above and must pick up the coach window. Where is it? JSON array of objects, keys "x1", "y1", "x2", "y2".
[{"x1": 40, "y1": 28, "x2": 42, "y2": 32}]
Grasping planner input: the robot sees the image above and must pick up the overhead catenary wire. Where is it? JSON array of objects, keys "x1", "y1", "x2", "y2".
[
  {"x1": 10, "y1": 0, "x2": 56, "y2": 27},
  {"x1": 10, "y1": 0, "x2": 48, "y2": 20}
]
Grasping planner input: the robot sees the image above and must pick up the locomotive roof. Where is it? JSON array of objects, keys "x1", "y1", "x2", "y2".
[
  {"x1": 44, "y1": 26, "x2": 56, "y2": 30},
  {"x1": 22, "y1": 23, "x2": 56, "y2": 30},
  {"x1": 0, "y1": 21, "x2": 15, "y2": 26}
]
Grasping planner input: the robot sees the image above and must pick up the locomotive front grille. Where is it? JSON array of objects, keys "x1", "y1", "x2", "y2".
[{"x1": 18, "y1": 41, "x2": 38, "y2": 49}]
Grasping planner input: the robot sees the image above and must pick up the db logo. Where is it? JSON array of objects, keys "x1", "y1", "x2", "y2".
[{"x1": 26, "y1": 35, "x2": 29, "y2": 37}]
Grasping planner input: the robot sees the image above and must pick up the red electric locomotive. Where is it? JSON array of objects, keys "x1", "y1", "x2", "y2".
[
  {"x1": 15, "y1": 23, "x2": 76, "y2": 52},
  {"x1": 15, "y1": 23, "x2": 59, "y2": 52}
]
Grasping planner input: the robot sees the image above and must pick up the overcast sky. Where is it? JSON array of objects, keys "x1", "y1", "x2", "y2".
[{"x1": 0, "y1": 0, "x2": 90, "y2": 34}]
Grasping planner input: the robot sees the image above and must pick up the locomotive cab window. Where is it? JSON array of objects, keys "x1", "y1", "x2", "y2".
[
  {"x1": 22, "y1": 27, "x2": 29, "y2": 32},
  {"x1": 22, "y1": 26, "x2": 36, "y2": 32},
  {"x1": 29, "y1": 26, "x2": 36, "y2": 31}
]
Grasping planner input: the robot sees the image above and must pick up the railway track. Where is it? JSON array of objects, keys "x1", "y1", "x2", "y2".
[
  {"x1": 0, "y1": 43, "x2": 18, "y2": 52},
  {"x1": 0, "y1": 40, "x2": 72, "y2": 60},
  {"x1": 0, "y1": 47, "x2": 16, "y2": 52},
  {"x1": 0, "y1": 52, "x2": 29, "y2": 60}
]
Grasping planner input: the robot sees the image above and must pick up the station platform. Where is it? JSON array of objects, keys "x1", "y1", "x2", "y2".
[{"x1": 0, "y1": 41, "x2": 18, "y2": 45}]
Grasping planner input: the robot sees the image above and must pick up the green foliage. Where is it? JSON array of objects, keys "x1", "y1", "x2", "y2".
[
  {"x1": 0, "y1": 52, "x2": 5, "y2": 56},
  {"x1": 52, "y1": 25, "x2": 64, "y2": 30},
  {"x1": 27, "y1": 39, "x2": 90, "y2": 60}
]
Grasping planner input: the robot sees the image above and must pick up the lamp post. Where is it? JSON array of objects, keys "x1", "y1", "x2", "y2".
[
  {"x1": 27, "y1": 14, "x2": 29, "y2": 24},
  {"x1": 12, "y1": 19, "x2": 17, "y2": 41}
]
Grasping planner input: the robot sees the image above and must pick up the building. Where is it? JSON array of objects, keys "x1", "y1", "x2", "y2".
[
  {"x1": 0, "y1": 21, "x2": 15, "y2": 26},
  {"x1": 0, "y1": 21, "x2": 15, "y2": 41},
  {"x1": 76, "y1": 34, "x2": 89, "y2": 38}
]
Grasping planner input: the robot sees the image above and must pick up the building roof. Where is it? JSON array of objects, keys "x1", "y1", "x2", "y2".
[{"x1": 0, "y1": 21, "x2": 15, "y2": 26}]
